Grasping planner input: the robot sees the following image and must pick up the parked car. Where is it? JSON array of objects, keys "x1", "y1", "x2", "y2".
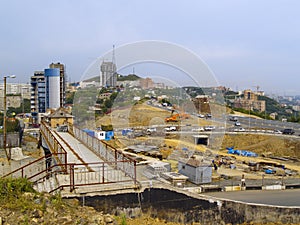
[
  {"x1": 273, "y1": 129, "x2": 282, "y2": 134},
  {"x1": 234, "y1": 121, "x2": 241, "y2": 126},
  {"x1": 192, "y1": 127, "x2": 204, "y2": 132},
  {"x1": 204, "y1": 125, "x2": 215, "y2": 131},
  {"x1": 197, "y1": 114, "x2": 205, "y2": 118},
  {"x1": 233, "y1": 127, "x2": 245, "y2": 132},
  {"x1": 146, "y1": 127, "x2": 157, "y2": 134},
  {"x1": 229, "y1": 116, "x2": 238, "y2": 122},
  {"x1": 205, "y1": 113, "x2": 212, "y2": 118},
  {"x1": 164, "y1": 126, "x2": 177, "y2": 132},
  {"x1": 282, "y1": 129, "x2": 295, "y2": 135}
]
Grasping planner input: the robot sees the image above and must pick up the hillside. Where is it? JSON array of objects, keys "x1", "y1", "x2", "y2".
[
  {"x1": 221, "y1": 133, "x2": 300, "y2": 159},
  {"x1": 117, "y1": 74, "x2": 140, "y2": 81}
]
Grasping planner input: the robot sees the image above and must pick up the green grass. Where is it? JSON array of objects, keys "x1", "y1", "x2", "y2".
[{"x1": 0, "y1": 177, "x2": 65, "y2": 212}]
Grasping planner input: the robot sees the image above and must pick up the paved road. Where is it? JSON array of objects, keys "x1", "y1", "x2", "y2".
[
  {"x1": 203, "y1": 189, "x2": 300, "y2": 207},
  {"x1": 228, "y1": 115, "x2": 300, "y2": 135}
]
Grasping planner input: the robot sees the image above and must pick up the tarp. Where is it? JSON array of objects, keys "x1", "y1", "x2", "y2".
[
  {"x1": 227, "y1": 147, "x2": 258, "y2": 157},
  {"x1": 265, "y1": 169, "x2": 273, "y2": 174},
  {"x1": 83, "y1": 129, "x2": 94, "y2": 137}
]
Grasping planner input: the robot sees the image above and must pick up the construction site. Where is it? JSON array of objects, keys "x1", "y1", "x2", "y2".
[
  {"x1": 93, "y1": 101, "x2": 300, "y2": 190},
  {"x1": 1, "y1": 100, "x2": 299, "y2": 225}
]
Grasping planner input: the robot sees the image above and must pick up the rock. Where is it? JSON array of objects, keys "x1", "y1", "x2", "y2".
[
  {"x1": 31, "y1": 218, "x2": 39, "y2": 224},
  {"x1": 104, "y1": 214, "x2": 114, "y2": 224},
  {"x1": 93, "y1": 215, "x2": 104, "y2": 224},
  {"x1": 76, "y1": 218, "x2": 89, "y2": 225},
  {"x1": 46, "y1": 207, "x2": 54, "y2": 215},
  {"x1": 58, "y1": 215, "x2": 73, "y2": 225},
  {"x1": 22, "y1": 192, "x2": 35, "y2": 200},
  {"x1": 32, "y1": 209, "x2": 43, "y2": 218},
  {"x1": 64, "y1": 198, "x2": 80, "y2": 207},
  {"x1": 34, "y1": 198, "x2": 41, "y2": 204}
]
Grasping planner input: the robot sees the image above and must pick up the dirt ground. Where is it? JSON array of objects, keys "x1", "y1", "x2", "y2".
[
  {"x1": 98, "y1": 103, "x2": 300, "y2": 179},
  {"x1": 97, "y1": 103, "x2": 214, "y2": 128},
  {"x1": 221, "y1": 133, "x2": 300, "y2": 159}
]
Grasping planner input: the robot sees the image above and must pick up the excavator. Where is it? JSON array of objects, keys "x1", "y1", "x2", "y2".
[{"x1": 165, "y1": 108, "x2": 190, "y2": 122}]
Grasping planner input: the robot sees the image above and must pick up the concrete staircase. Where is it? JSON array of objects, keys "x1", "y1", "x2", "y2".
[{"x1": 34, "y1": 176, "x2": 59, "y2": 193}]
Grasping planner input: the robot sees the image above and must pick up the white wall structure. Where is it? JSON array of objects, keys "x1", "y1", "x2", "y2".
[{"x1": 45, "y1": 68, "x2": 60, "y2": 109}]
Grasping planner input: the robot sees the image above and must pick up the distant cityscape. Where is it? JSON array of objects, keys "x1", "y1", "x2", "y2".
[{"x1": 0, "y1": 60, "x2": 300, "y2": 123}]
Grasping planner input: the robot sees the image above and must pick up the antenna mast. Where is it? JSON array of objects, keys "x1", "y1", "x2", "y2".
[{"x1": 112, "y1": 45, "x2": 116, "y2": 66}]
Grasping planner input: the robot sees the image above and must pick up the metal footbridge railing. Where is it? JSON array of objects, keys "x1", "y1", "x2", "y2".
[{"x1": 2, "y1": 121, "x2": 137, "y2": 195}]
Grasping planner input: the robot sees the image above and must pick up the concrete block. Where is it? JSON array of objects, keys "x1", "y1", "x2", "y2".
[{"x1": 224, "y1": 186, "x2": 241, "y2": 191}]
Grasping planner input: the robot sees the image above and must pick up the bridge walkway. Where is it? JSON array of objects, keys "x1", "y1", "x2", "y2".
[{"x1": 35, "y1": 123, "x2": 137, "y2": 195}]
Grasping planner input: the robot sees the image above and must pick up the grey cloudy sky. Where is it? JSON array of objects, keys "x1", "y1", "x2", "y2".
[{"x1": 0, "y1": 0, "x2": 299, "y2": 95}]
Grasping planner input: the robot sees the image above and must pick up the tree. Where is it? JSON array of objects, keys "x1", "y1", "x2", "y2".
[
  {"x1": 104, "y1": 99, "x2": 113, "y2": 109},
  {"x1": 66, "y1": 92, "x2": 75, "y2": 104}
]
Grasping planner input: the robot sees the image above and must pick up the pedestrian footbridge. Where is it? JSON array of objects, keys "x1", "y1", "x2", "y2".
[{"x1": 2, "y1": 121, "x2": 138, "y2": 197}]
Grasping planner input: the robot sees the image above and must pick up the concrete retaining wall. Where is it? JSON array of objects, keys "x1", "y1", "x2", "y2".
[
  {"x1": 76, "y1": 188, "x2": 300, "y2": 225},
  {"x1": 0, "y1": 133, "x2": 20, "y2": 148},
  {"x1": 263, "y1": 185, "x2": 285, "y2": 190}
]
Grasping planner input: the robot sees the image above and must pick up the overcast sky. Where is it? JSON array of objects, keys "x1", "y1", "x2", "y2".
[{"x1": 0, "y1": 0, "x2": 299, "y2": 95}]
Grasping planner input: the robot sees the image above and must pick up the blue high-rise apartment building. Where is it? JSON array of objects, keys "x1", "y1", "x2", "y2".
[{"x1": 30, "y1": 71, "x2": 46, "y2": 113}]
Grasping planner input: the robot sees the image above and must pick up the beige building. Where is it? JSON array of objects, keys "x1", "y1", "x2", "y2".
[
  {"x1": 233, "y1": 89, "x2": 266, "y2": 112},
  {"x1": 46, "y1": 107, "x2": 74, "y2": 128},
  {"x1": 140, "y1": 77, "x2": 154, "y2": 89}
]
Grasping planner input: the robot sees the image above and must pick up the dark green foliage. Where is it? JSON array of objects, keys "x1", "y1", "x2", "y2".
[
  {"x1": 110, "y1": 92, "x2": 118, "y2": 101},
  {"x1": 160, "y1": 98, "x2": 171, "y2": 105},
  {"x1": 0, "y1": 177, "x2": 65, "y2": 212},
  {"x1": 66, "y1": 91, "x2": 75, "y2": 104},
  {"x1": 232, "y1": 107, "x2": 272, "y2": 120},
  {"x1": 6, "y1": 99, "x2": 31, "y2": 115},
  {"x1": 225, "y1": 90, "x2": 239, "y2": 96},
  {"x1": 258, "y1": 96, "x2": 283, "y2": 113},
  {"x1": 0, "y1": 114, "x2": 20, "y2": 133},
  {"x1": 101, "y1": 124, "x2": 113, "y2": 131},
  {"x1": 117, "y1": 74, "x2": 140, "y2": 81},
  {"x1": 0, "y1": 177, "x2": 36, "y2": 210},
  {"x1": 96, "y1": 89, "x2": 119, "y2": 115},
  {"x1": 104, "y1": 99, "x2": 113, "y2": 108},
  {"x1": 99, "y1": 87, "x2": 110, "y2": 94},
  {"x1": 96, "y1": 98, "x2": 104, "y2": 104},
  {"x1": 0, "y1": 177, "x2": 35, "y2": 197},
  {"x1": 288, "y1": 113, "x2": 300, "y2": 122}
]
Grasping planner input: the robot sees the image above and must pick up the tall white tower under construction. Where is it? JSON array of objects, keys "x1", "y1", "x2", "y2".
[
  {"x1": 45, "y1": 68, "x2": 60, "y2": 109},
  {"x1": 100, "y1": 45, "x2": 117, "y2": 87}
]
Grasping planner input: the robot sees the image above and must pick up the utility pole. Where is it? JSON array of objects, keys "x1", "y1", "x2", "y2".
[
  {"x1": 3, "y1": 76, "x2": 7, "y2": 159},
  {"x1": 3, "y1": 75, "x2": 16, "y2": 161}
]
